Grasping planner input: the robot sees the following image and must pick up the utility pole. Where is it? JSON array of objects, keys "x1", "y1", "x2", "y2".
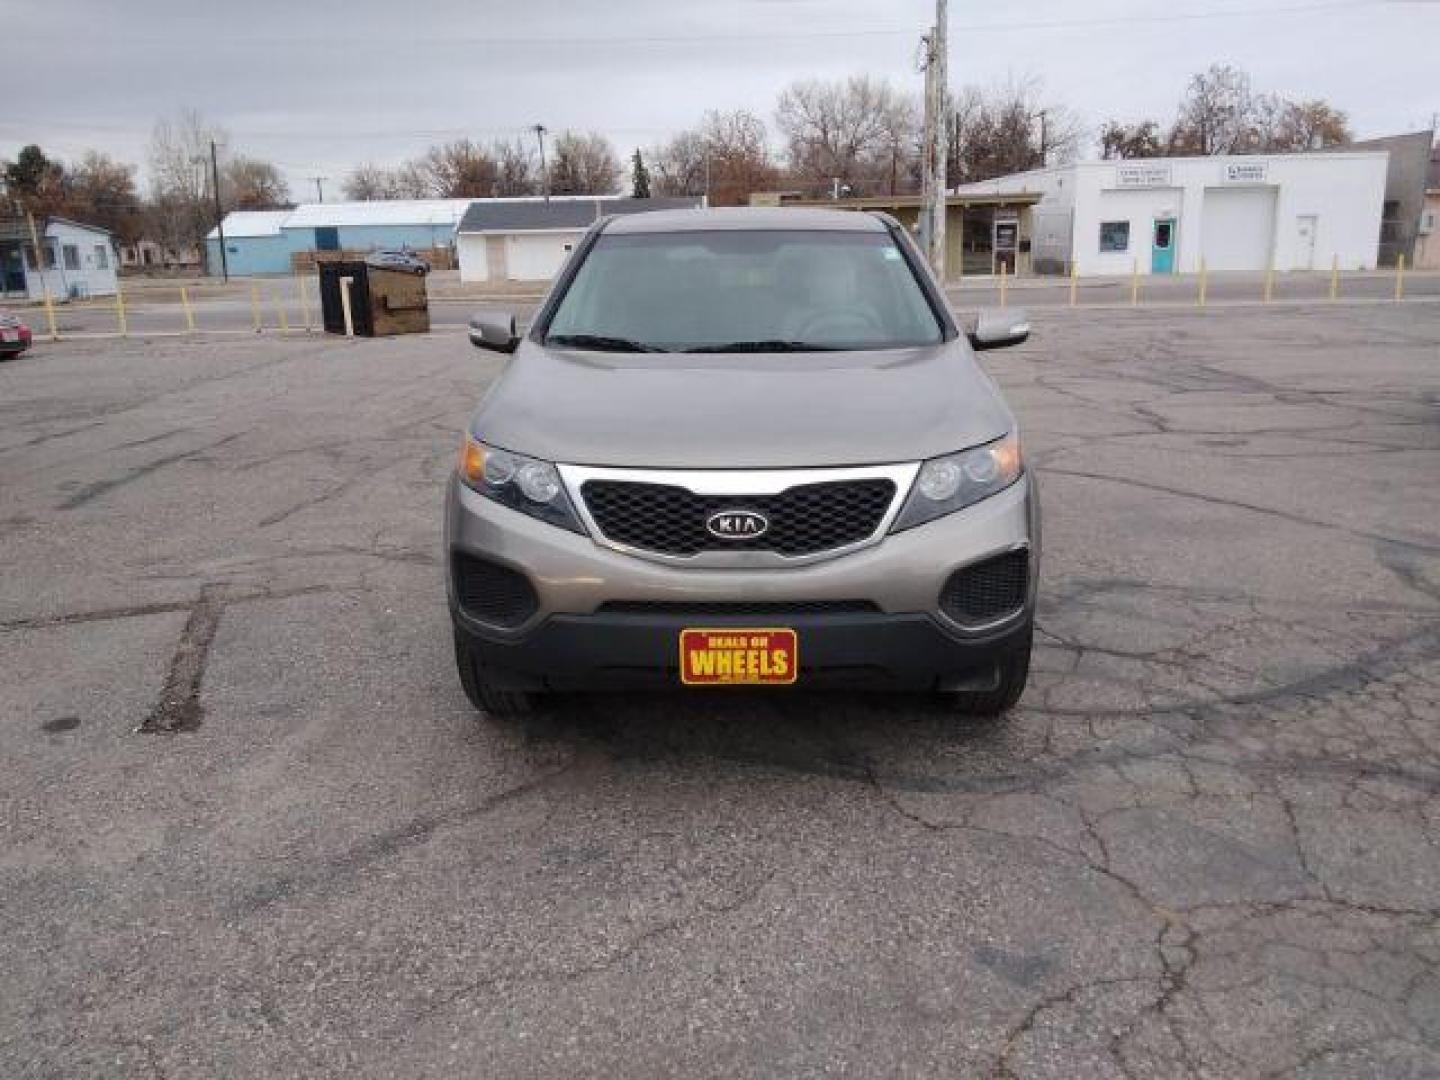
[
  {"x1": 311, "y1": 176, "x2": 327, "y2": 203},
  {"x1": 1036, "y1": 109, "x2": 1049, "y2": 167},
  {"x1": 210, "y1": 139, "x2": 229, "y2": 284},
  {"x1": 532, "y1": 124, "x2": 549, "y2": 203},
  {"x1": 925, "y1": 0, "x2": 948, "y2": 279}
]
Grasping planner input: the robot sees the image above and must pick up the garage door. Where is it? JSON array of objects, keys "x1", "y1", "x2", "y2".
[
  {"x1": 1200, "y1": 187, "x2": 1277, "y2": 272},
  {"x1": 507, "y1": 233, "x2": 580, "y2": 281}
]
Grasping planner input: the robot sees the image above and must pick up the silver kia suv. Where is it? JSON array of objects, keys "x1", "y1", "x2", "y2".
[{"x1": 445, "y1": 207, "x2": 1037, "y2": 717}]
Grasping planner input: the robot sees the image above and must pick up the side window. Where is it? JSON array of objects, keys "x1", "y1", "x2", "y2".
[
  {"x1": 95, "y1": 244, "x2": 109, "y2": 269},
  {"x1": 1099, "y1": 221, "x2": 1129, "y2": 253},
  {"x1": 63, "y1": 244, "x2": 80, "y2": 271}
]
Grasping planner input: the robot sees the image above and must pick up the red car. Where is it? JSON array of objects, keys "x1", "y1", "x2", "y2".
[{"x1": 0, "y1": 313, "x2": 32, "y2": 358}]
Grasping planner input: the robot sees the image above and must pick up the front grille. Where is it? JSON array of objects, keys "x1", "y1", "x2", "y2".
[
  {"x1": 581, "y1": 479, "x2": 895, "y2": 557},
  {"x1": 452, "y1": 553, "x2": 539, "y2": 628},
  {"x1": 940, "y1": 550, "x2": 1029, "y2": 625},
  {"x1": 598, "y1": 600, "x2": 880, "y2": 616}
]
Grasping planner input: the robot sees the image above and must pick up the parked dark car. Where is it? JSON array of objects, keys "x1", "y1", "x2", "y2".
[{"x1": 0, "y1": 313, "x2": 32, "y2": 358}]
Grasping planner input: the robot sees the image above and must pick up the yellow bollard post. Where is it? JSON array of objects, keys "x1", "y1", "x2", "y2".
[
  {"x1": 297, "y1": 276, "x2": 313, "y2": 332},
  {"x1": 115, "y1": 279, "x2": 128, "y2": 336},
  {"x1": 26, "y1": 211, "x2": 59, "y2": 341},
  {"x1": 1130, "y1": 258, "x2": 1139, "y2": 306},
  {"x1": 1329, "y1": 255, "x2": 1340, "y2": 301},
  {"x1": 1395, "y1": 253, "x2": 1405, "y2": 301},
  {"x1": 273, "y1": 286, "x2": 289, "y2": 332},
  {"x1": 999, "y1": 260, "x2": 1008, "y2": 308},
  {"x1": 180, "y1": 287, "x2": 195, "y2": 332},
  {"x1": 249, "y1": 282, "x2": 262, "y2": 332},
  {"x1": 1069, "y1": 259, "x2": 1078, "y2": 307},
  {"x1": 1198, "y1": 257, "x2": 1208, "y2": 308},
  {"x1": 1264, "y1": 262, "x2": 1274, "y2": 304}
]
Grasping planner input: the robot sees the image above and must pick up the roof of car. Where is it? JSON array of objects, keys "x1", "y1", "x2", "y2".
[{"x1": 603, "y1": 206, "x2": 887, "y2": 234}]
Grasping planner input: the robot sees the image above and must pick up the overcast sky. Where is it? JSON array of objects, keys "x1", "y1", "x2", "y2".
[{"x1": 3, "y1": 0, "x2": 1437, "y2": 197}]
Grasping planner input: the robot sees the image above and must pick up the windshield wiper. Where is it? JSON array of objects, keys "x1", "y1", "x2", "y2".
[
  {"x1": 546, "y1": 333, "x2": 661, "y2": 353},
  {"x1": 685, "y1": 340, "x2": 840, "y2": 353}
]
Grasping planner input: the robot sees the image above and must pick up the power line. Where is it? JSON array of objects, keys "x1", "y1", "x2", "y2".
[{"x1": 333, "y1": 0, "x2": 1390, "y2": 46}]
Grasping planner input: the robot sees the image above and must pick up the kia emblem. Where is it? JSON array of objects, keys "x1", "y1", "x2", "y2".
[{"x1": 706, "y1": 509, "x2": 769, "y2": 540}]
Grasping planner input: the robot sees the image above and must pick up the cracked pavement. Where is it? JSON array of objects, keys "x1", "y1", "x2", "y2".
[{"x1": 1, "y1": 304, "x2": 1437, "y2": 1077}]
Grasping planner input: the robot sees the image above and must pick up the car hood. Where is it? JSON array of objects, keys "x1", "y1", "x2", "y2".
[{"x1": 469, "y1": 339, "x2": 1015, "y2": 469}]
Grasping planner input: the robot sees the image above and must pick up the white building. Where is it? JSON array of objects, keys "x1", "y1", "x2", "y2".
[
  {"x1": 455, "y1": 196, "x2": 704, "y2": 284},
  {"x1": 954, "y1": 152, "x2": 1389, "y2": 276},
  {"x1": 0, "y1": 216, "x2": 118, "y2": 301}
]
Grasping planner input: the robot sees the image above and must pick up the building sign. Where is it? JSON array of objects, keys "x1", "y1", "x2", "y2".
[
  {"x1": 1115, "y1": 163, "x2": 1172, "y2": 188},
  {"x1": 1224, "y1": 162, "x2": 1268, "y2": 183}
]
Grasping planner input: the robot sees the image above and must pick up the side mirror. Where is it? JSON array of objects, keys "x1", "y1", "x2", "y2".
[
  {"x1": 468, "y1": 310, "x2": 519, "y2": 353},
  {"x1": 967, "y1": 308, "x2": 1030, "y2": 351}
]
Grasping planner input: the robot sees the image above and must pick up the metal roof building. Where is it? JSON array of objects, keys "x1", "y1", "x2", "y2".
[
  {"x1": 203, "y1": 196, "x2": 696, "y2": 278},
  {"x1": 455, "y1": 196, "x2": 704, "y2": 283}
]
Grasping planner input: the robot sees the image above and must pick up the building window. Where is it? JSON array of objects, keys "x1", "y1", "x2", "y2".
[
  {"x1": 24, "y1": 243, "x2": 58, "y2": 270},
  {"x1": 63, "y1": 244, "x2": 80, "y2": 271},
  {"x1": 95, "y1": 244, "x2": 109, "y2": 269},
  {"x1": 1099, "y1": 221, "x2": 1130, "y2": 253}
]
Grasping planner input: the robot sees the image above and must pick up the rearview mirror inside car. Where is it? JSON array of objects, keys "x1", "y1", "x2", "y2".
[
  {"x1": 967, "y1": 308, "x2": 1030, "y2": 351},
  {"x1": 468, "y1": 310, "x2": 520, "y2": 353}
]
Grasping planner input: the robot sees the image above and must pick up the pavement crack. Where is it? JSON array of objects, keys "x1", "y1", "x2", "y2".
[
  {"x1": 137, "y1": 586, "x2": 224, "y2": 733},
  {"x1": 59, "y1": 431, "x2": 246, "y2": 510}
]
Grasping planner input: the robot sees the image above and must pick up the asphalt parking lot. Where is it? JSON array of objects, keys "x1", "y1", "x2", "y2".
[{"x1": 2, "y1": 303, "x2": 1438, "y2": 1077}]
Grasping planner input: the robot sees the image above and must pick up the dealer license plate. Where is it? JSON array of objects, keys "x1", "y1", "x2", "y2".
[{"x1": 679, "y1": 628, "x2": 798, "y2": 686}]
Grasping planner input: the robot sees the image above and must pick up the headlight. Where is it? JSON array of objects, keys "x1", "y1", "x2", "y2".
[
  {"x1": 891, "y1": 432, "x2": 1023, "y2": 532},
  {"x1": 457, "y1": 435, "x2": 585, "y2": 534}
]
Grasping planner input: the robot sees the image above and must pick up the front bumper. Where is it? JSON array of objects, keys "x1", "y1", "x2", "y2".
[
  {"x1": 454, "y1": 608, "x2": 1031, "y2": 692},
  {"x1": 445, "y1": 470, "x2": 1038, "y2": 691}
]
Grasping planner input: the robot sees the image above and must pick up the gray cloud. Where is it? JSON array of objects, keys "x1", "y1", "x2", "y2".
[{"x1": 3, "y1": 0, "x2": 1436, "y2": 194}]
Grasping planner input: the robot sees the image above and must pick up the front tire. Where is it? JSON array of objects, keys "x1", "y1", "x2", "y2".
[
  {"x1": 454, "y1": 628, "x2": 535, "y2": 718},
  {"x1": 943, "y1": 624, "x2": 1032, "y2": 717}
]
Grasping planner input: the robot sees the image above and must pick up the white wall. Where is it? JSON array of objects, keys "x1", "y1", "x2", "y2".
[
  {"x1": 457, "y1": 233, "x2": 489, "y2": 283},
  {"x1": 506, "y1": 232, "x2": 581, "y2": 281},
  {"x1": 25, "y1": 220, "x2": 118, "y2": 299},
  {"x1": 1070, "y1": 155, "x2": 1387, "y2": 275},
  {"x1": 457, "y1": 230, "x2": 584, "y2": 283},
  {"x1": 1088, "y1": 187, "x2": 1186, "y2": 275},
  {"x1": 968, "y1": 153, "x2": 1388, "y2": 276}
]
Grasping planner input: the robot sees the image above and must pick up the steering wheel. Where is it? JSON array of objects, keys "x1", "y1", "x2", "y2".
[{"x1": 790, "y1": 308, "x2": 884, "y2": 343}]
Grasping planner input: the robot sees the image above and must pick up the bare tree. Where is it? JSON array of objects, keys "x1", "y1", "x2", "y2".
[
  {"x1": 947, "y1": 79, "x2": 1081, "y2": 185},
  {"x1": 147, "y1": 109, "x2": 228, "y2": 251},
  {"x1": 1167, "y1": 64, "x2": 1254, "y2": 155},
  {"x1": 67, "y1": 151, "x2": 144, "y2": 241},
  {"x1": 343, "y1": 163, "x2": 399, "y2": 200},
  {"x1": 492, "y1": 138, "x2": 537, "y2": 196},
  {"x1": 390, "y1": 160, "x2": 432, "y2": 200},
  {"x1": 223, "y1": 156, "x2": 290, "y2": 209},
  {"x1": 420, "y1": 139, "x2": 499, "y2": 197},
  {"x1": 1098, "y1": 120, "x2": 1165, "y2": 160},
  {"x1": 1254, "y1": 96, "x2": 1352, "y2": 151},
  {"x1": 650, "y1": 129, "x2": 710, "y2": 197},
  {"x1": 775, "y1": 75, "x2": 916, "y2": 196},
  {"x1": 548, "y1": 131, "x2": 621, "y2": 195}
]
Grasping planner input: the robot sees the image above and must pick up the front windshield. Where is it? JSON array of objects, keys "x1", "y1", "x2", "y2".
[{"x1": 543, "y1": 229, "x2": 945, "y2": 353}]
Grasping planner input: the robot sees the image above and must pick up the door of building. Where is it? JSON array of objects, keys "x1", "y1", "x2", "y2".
[
  {"x1": 992, "y1": 216, "x2": 1019, "y2": 275},
  {"x1": 1151, "y1": 218, "x2": 1177, "y2": 274},
  {"x1": 1293, "y1": 215, "x2": 1317, "y2": 271},
  {"x1": 0, "y1": 243, "x2": 25, "y2": 295}
]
